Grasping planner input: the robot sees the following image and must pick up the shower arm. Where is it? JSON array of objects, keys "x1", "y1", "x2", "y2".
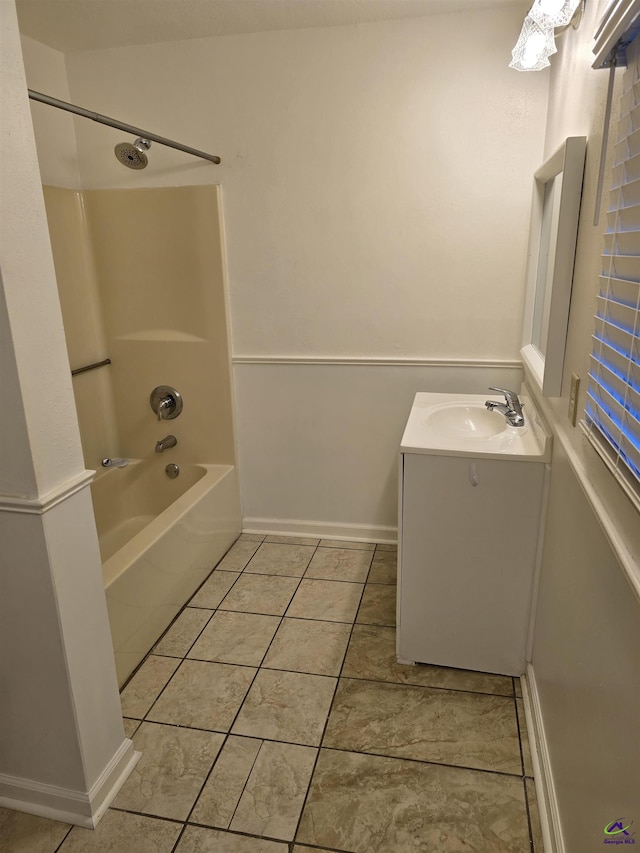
[{"x1": 27, "y1": 89, "x2": 221, "y2": 165}]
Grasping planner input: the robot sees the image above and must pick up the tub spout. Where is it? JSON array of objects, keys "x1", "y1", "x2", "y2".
[{"x1": 155, "y1": 434, "x2": 177, "y2": 453}]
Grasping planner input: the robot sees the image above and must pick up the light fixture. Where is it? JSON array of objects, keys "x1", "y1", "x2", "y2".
[
  {"x1": 510, "y1": 15, "x2": 558, "y2": 71},
  {"x1": 510, "y1": 0, "x2": 585, "y2": 70},
  {"x1": 529, "y1": 0, "x2": 584, "y2": 29}
]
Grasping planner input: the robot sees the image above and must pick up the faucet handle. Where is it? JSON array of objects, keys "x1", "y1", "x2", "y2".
[{"x1": 488, "y1": 386, "x2": 521, "y2": 408}]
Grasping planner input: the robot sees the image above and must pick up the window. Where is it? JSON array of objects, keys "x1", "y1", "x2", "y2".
[{"x1": 585, "y1": 32, "x2": 640, "y2": 507}]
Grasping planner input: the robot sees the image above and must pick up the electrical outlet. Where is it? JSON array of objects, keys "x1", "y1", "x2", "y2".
[{"x1": 568, "y1": 373, "x2": 580, "y2": 426}]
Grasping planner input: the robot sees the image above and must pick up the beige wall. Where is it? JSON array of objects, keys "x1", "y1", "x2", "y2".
[
  {"x1": 63, "y1": 6, "x2": 547, "y2": 361},
  {"x1": 20, "y1": 36, "x2": 81, "y2": 189},
  {"x1": 526, "y1": 1, "x2": 640, "y2": 848}
]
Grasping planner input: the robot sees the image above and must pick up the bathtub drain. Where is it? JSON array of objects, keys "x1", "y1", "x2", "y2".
[{"x1": 165, "y1": 463, "x2": 180, "y2": 479}]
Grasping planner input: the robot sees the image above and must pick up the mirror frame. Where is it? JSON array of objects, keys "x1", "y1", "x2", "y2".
[{"x1": 521, "y1": 136, "x2": 587, "y2": 396}]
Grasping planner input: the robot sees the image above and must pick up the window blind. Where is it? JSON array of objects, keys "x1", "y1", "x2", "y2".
[{"x1": 585, "y1": 34, "x2": 640, "y2": 503}]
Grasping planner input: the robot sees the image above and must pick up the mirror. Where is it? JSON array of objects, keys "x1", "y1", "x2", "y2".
[{"x1": 521, "y1": 136, "x2": 586, "y2": 396}]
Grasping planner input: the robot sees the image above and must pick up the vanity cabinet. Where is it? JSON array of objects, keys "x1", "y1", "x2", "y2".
[{"x1": 397, "y1": 392, "x2": 551, "y2": 677}]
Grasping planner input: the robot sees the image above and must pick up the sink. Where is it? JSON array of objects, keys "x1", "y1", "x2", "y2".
[
  {"x1": 400, "y1": 390, "x2": 552, "y2": 462},
  {"x1": 423, "y1": 403, "x2": 508, "y2": 439}
]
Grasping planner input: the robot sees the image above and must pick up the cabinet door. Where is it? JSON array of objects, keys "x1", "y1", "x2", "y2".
[{"x1": 398, "y1": 453, "x2": 545, "y2": 675}]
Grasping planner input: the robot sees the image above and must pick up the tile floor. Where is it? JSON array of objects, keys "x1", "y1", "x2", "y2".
[{"x1": 1, "y1": 535, "x2": 543, "y2": 853}]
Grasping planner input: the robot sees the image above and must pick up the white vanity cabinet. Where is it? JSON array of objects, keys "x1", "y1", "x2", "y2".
[{"x1": 397, "y1": 391, "x2": 551, "y2": 677}]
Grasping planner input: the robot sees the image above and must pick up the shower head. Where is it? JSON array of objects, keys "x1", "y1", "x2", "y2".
[{"x1": 114, "y1": 137, "x2": 151, "y2": 170}]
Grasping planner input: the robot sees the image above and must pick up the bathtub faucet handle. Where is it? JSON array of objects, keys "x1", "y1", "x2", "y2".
[{"x1": 157, "y1": 396, "x2": 173, "y2": 421}]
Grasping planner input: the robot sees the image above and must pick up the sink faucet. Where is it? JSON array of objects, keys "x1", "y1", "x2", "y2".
[
  {"x1": 155, "y1": 434, "x2": 177, "y2": 453},
  {"x1": 485, "y1": 387, "x2": 525, "y2": 427}
]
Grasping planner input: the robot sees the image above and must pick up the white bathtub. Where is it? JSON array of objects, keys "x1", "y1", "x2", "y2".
[{"x1": 91, "y1": 460, "x2": 241, "y2": 686}]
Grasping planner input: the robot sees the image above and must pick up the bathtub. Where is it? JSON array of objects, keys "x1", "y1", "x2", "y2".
[{"x1": 91, "y1": 460, "x2": 241, "y2": 686}]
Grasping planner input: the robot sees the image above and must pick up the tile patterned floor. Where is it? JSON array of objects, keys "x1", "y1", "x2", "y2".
[{"x1": 1, "y1": 535, "x2": 544, "y2": 853}]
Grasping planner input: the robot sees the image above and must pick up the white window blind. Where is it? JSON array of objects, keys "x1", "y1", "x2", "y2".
[{"x1": 585, "y1": 34, "x2": 640, "y2": 504}]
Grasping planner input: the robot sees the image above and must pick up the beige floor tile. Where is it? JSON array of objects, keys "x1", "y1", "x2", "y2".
[
  {"x1": 153, "y1": 607, "x2": 213, "y2": 657},
  {"x1": 244, "y1": 543, "x2": 315, "y2": 577},
  {"x1": 0, "y1": 807, "x2": 71, "y2": 853},
  {"x1": 232, "y1": 669, "x2": 337, "y2": 746},
  {"x1": 286, "y1": 579, "x2": 363, "y2": 623},
  {"x1": 324, "y1": 678, "x2": 521, "y2": 775},
  {"x1": 319, "y1": 539, "x2": 375, "y2": 550},
  {"x1": 175, "y1": 826, "x2": 288, "y2": 852},
  {"x1": 517, "y1": 697, "x2": 535, "y2": 777},
  {"x1": 293, "y1": 848, "x2": 334, "y2": 852},
  {"x1": 188, "y1": 611, "x2": 280, "y2": 666},
  {"x1": 515, "y1": 677, "x2": 523, "y2": 697},
  {"x1": 304, "y1": 547, "x2": 372, "y2": 582},
  {"x1": 265, "y1": 535, "x2": 320, "y2": 546},
  {"x1": 526, "y1": 778, "x2": 545, "y2": 853},
  {"x1": 113, "y1": 722, "x2": 224, "y2": 821},
  {"x1": 342, "y1": 624, "x2": 514, "y2": 695},
  {"x1": 217, "y1": 540, "x2": 262, "y2": 571},
  {"x1": 192, "y1": 735, "x2": 262, "y2": 828},
  {"x1": 262, "y1": 618, "x2": 351, "y2": 676},
  {"x1": 230, "y1": 741, "x2": 317, "y2": 840},
  {"x1": 59, "y1": 809, "x2": 181, "y2": 852},
  {"x1": 375, "y1": 543, "x2": 397, "y2": 552},
  {"x1": 238, "y1": 533, "x2": 266, "y2": 542},
  {"x1": 367, "y1": 550, "x2": 397, "y2": 585},
  {"x1": 220, "y1": 574, "x2": 300, "y2": 616},
  {"x1": 119, "y1": 654, "x2": 180, "y2": 719},
  {"x1": 147, "y1": 660, "x2": 256, "y2": 731},
  {"x1": 190, "y1": 571, "x2": 240, "y2": 609},
  {"x1": 296, "y1": 749, "x2": 529, "y2": 853},
  {"x1": 356, "y1": 583, "x2": 396, "y2": 626},
  {"x1": 123, "y1": 717, "x2": 141, "y2": 738}
]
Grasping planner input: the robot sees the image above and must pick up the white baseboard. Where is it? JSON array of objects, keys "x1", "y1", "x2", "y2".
[
  {"x1": 0, "y1": 739, "x2": 140, "y2": 828},
  {"x1": 521, "y1": 664, "x2": 565, "y2": 853},
  {"x1": 242, "y1": 516, "x2": 397, "y2": 544}
]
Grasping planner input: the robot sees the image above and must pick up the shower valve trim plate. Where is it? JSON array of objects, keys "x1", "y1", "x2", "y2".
[{"x1": 150, "y1": 386, "x2": 183, "y2": 421}]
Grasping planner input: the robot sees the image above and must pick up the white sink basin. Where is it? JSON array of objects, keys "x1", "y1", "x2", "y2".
[
  {"x1": 401, "y1": 390, "x2": 551, "y2": 462},
  {"x1": 423, "y1": 403, "x2": 508, "y2": 439}
]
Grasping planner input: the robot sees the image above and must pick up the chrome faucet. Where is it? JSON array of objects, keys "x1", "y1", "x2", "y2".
[
  {"x1": 155, "y1": 434, "x2": 177, "y2": 453},
  {"x1": 485, "y1": 387, "x2": 525, "y2": 427}
]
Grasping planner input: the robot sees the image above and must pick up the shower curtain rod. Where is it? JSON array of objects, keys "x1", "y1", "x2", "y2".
[{"x1": 28, "y1": 89, "x2": 221, "y2": 165}]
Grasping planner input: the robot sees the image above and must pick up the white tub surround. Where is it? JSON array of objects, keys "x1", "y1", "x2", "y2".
[{"x1": 94, "y1": 462, "x2": 241, "y2": 685}]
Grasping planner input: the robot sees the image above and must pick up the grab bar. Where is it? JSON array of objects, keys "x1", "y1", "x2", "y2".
[{"x1": 71, "y1": 358, "x2": 111, "y2": 377}]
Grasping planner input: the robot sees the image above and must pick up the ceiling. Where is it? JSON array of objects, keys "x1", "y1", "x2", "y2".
[{"x1": 16, "y1": 0, "x2": 526, "y2": 53}]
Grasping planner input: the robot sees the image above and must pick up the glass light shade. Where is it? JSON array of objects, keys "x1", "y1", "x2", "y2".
[
  {"x1": 510, "y1": 16, "x2": 557, "y2": 71},
  {"x1": 529, "y1": 0, "x2": 582, "y2": 28}
]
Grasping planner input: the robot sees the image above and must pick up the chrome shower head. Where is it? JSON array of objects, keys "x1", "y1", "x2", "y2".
[{"x1": 114, "y1": 137, "x2": 151, "y2": 170}]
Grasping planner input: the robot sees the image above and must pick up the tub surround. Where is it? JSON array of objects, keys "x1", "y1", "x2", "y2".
[
  {"x1": 41, "y1": 182, "x2": 242, "y2": 684},
  {"x1": 43, "y1": 184, "x2": 236, "y2": 472}
]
